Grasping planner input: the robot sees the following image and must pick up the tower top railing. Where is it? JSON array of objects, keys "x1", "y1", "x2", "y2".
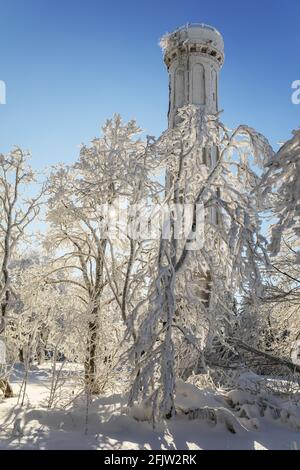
[{"x1": 174, "y1": 23, "x2": 222, "y2": 37}]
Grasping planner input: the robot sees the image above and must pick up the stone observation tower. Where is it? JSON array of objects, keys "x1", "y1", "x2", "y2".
[
  {"x1": 161, "y1": 24, "x2": 225, "y2": 303},
  {"x1": 161, "y1": 23, "x2": 224, "y2": 129}
]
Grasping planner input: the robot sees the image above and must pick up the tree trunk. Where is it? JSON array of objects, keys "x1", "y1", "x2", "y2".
[
  {"x1": 37, "y1": 326, "x2": 49, "y2": 365},
  {"x1": 84, "y1": 311, "x2": 100, "y2": 394},
  {"x1": 0, "y1": 379, "x2": 13, "y2": 398},
  {"x1": 19, "y1": 348, "x2": 24, "y2": 363},
  {"x1": 0, "y1": 208, "x2": 13, "y2": 397},
  {"x1": 228, "y1": 337, "x2": 300, "y2": 373}
]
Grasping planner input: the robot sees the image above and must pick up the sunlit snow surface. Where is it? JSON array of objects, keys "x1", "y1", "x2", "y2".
[{"x1": 0, "y1": 363, "x2": 300, "y2": 450}]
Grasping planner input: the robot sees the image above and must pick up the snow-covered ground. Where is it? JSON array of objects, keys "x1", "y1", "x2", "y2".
[{"x1": 0, "y1": 364, "x2": 300, "y2": 450}]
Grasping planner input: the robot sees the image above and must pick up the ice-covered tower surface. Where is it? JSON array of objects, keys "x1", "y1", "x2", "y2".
[{"x1": 160, "y1": 23, "x2": 224, "y2": 128}]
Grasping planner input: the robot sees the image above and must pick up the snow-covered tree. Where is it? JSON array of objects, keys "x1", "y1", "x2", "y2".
[
  {"x1": 263, "y1": 129, "x2": 300, "y2": 256},
  {"x1": 45, "y1": 115, "x2": 162, "y2": 394},
  {"x1": 127, "y1": 105, "x2": 272, "y2": 420},
  {"x1": 245, "y1": 129, "x2": 300, "y2": 367},
  {"x1": 0, "y1": 148, "x2": 44, "y2": 397}
]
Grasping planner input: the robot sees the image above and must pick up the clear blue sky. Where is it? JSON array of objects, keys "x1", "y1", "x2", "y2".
[{"x1": 0, "y1": 0, "x2": 299, "y2": 169}]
